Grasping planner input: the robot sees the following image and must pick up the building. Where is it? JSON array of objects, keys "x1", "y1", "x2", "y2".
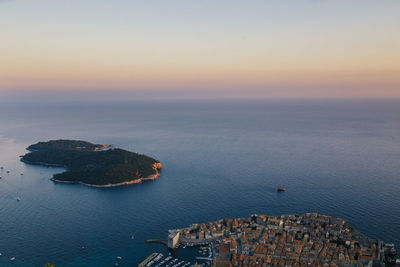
[{"x1": 168, "y1": 229, "x2": 180, "y2": 248}]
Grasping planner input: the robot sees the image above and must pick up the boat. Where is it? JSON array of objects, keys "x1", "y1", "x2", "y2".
[
  {"x1": 20, "y1": 173, "x2": 24, "y2": 175},
  {"x1": 6, "y1": 171, "x2": 10, "y2": 173},
  {"x1": 117, "y1": 256, "x2": 122, "y2": 260},
  {"x1": 277, "y1": 187, "x2": 286, "y2": 192},
  {"x1": 17, "y1": 197, "x2": 21, "y2": 201},
  {"x1": 154, "y1": 253, "x2": 163, "y2": 261},
  {"x1": 10, "y1": 257, "x2": 15, "y2": 261}
]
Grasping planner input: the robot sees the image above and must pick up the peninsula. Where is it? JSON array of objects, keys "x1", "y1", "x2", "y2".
[
  {"x1": 21, "y1": 140, "x2": 162, "y2": 187},
  {"x1": 166, "y1": 213, "x2": 398, "y2": 266}
]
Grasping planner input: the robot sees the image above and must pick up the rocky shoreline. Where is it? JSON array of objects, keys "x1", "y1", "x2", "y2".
[{"x1": 50, "y1": 173, "x2": 160, "y2": 188}]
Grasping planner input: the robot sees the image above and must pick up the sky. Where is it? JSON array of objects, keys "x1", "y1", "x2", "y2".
[{"x1": 0, "y1": 0, "x2": 399, "y2": 99}]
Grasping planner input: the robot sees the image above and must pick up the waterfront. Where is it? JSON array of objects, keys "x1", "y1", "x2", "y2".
[
  {"x1": 0, "y1": 99, "x2": 399, "y2": 266},
  {"x1": 170, "y1": 213, "x2": 397, "y2": 266}
]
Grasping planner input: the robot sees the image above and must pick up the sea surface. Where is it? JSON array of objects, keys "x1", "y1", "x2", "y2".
[{"x1": 0, "y1": 98, "x2": 399, "y2": 266}]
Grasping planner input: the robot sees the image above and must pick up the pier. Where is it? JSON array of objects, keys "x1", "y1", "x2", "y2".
[
  {"x1": 195, "y1": 257, "x2": 213, "y2": 261},
  {"x1": 145, "y1": 239, "x2": 168, "y2": 246}
]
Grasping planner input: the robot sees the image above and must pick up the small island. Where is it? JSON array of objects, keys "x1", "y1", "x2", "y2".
[{"x1": 21, "y1": 140, "x2": 162, "y2": 187}]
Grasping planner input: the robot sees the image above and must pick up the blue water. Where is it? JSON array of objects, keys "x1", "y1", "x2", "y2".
[{"x1": 0, "y1": 99, "x2": 399, "y2": 266}]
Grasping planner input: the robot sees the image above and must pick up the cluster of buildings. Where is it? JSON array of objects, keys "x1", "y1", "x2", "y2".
[{"x1": 168, "y1": 213, "x2": 398, "y2": 267}]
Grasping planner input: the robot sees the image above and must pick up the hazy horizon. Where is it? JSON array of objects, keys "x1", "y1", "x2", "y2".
[{"x1": 2, "y1": 90, "x2": 400, "y2": 103}]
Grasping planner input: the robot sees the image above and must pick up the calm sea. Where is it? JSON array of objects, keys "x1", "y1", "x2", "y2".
[{"x1": 0, "y1": 99, "x2": 399, "y2": 266}]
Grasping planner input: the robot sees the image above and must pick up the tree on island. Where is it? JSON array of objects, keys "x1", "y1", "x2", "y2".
[{"x1": 21, "y1": 140, "x2": 162, "y2": 186}]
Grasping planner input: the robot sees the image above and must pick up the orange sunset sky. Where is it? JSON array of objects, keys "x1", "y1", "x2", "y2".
[{"x1": 0, "y1": 0, "x2": 399, "y2": 98}]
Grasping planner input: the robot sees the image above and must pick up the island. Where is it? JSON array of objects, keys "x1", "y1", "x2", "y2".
[
  {"x1": 21, "y1": 140, "x2": 162, "y2": 187},
  {"x1": 164, "y1": 213, "x2": 398, "y2": 266}
]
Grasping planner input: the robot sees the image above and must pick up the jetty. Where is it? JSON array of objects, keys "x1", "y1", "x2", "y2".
[
  {"x1": 195, "y1": 257, "x2": 212, "y2": 261},
  {"x1": 145, "y1": 239, "x2": 168, "y2": 246},
  {"x1": 137, "y1": 252, "x2": 158, "y2": 267}
]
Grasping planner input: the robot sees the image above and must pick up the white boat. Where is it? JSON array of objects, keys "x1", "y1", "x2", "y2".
[
  {"x1": 153, "y1": 253, "x2": 163, "y2": 262},
  {"x1": 17, "y1": 197, "x2": 21, "y2": 201},
  {"x1": 10, "y1": 257, "x2": 15, "y2": 261}
]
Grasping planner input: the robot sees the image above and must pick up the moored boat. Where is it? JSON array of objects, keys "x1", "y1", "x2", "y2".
[{"x1": 277, "y1": 187, "x2": 286, "y2": 192}]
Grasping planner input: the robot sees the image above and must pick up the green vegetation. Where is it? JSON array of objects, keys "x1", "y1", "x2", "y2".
[
  {"x1": 27, "y1": 139, "x2": 106, "y2": 151},
  {"x1": 44, "y1": 264, "x2": 55, "y2": 267},
  {"x1": 22, "y1": 140, "x2": 161, "y2": 186}
]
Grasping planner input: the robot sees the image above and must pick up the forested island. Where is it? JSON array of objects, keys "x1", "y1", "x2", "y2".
[{"x1": 21, "y1": 140, "x2": 162, "y2": 187}]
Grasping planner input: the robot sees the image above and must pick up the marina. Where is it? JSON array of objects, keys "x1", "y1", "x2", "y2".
[{"x1": 137, "y1": 252, "x2": 209, "y2": 267}]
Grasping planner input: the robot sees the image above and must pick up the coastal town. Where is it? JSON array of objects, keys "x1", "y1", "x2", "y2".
[{"x1": 165, "y1": 213, "x2": 399, "y2": 267}]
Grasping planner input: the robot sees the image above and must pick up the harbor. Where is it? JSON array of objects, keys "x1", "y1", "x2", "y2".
[{"x1": 142, "y1": 234, "x2": 215, "y2": 267}]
